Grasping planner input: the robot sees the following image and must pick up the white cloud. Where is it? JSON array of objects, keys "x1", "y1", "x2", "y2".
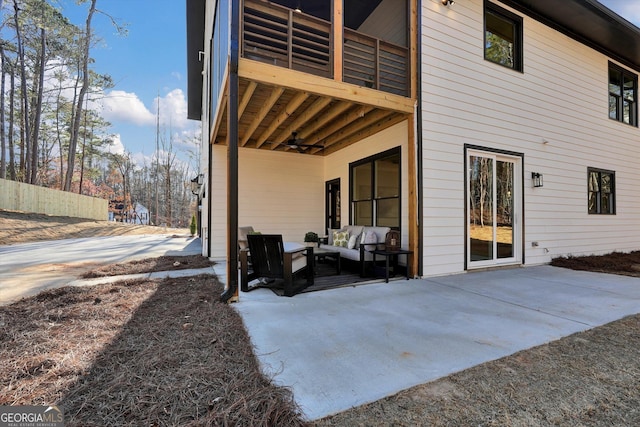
[
  {"x1": 104, "y1": 134, "x2": 126, "y2": 155},
  {"x1": 99, "y1": 88, "x2": 193, "y2": 131},
  {"x1": 154, "y1": 89, "x2": 190, "y2": 129},
  {"x1": 100, "y1": 90, "x2": 156, "y2": 126}
]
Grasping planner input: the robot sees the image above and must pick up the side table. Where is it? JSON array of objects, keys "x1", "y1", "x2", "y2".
[{"x1": 371, "y1": 249, "x2": 413, "y2": 283}]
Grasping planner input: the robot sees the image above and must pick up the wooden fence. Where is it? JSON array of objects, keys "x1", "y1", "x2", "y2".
[{"x1": 0, "y1": 179, "x2": 108, "y2": 221}]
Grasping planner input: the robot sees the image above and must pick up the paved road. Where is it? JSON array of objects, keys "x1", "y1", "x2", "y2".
[{"x1": 0, "y1": 234, "x2": 201, "y2": 305}]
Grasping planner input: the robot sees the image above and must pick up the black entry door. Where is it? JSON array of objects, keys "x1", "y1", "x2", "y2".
[{"x1": 326, "y1": 179, "x2": 341, "y2": 231}]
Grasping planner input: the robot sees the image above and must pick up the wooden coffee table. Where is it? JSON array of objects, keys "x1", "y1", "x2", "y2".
[{"x1": 313, "y1": 246, "x2": 341, "y2": 275}]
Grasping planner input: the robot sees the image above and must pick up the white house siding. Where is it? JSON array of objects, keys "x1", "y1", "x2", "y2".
[
  {"x1": 208, "y1": 121, "x2": 409, "y2": 259},
  {"x1": 324, "y1": 121, "x2": 410, "y2": 251},
  {"x1": 208, "y1": 145, "x2": 325, "y2": 258},
  {"x1": 421, "y1": 0, "x2": 640, "y2": 276}
]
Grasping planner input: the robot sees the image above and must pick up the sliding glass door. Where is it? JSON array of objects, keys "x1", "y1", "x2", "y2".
[{"x1": 467, "y1": 150, "x2": 521, "y2": 267}]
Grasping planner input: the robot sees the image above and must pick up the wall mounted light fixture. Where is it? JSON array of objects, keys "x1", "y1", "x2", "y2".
[
  {"x1": 190, "y1": 174, "x2": 204, "y2": 196},
  {"x1": 441, "y1": 0, "x2": 454, "y2": 5},
  {"x1": 531, "y1": 172, "x2": 543, "y2": 188}
]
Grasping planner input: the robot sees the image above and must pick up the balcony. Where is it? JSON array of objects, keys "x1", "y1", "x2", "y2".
[{"x1": 241, "y1": 0, "x2": 410, "y2": 97}]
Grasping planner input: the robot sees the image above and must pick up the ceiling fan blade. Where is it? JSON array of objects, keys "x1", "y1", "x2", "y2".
[{"x1": 302, "y1": 143, "x2": 324, "y2": 149}]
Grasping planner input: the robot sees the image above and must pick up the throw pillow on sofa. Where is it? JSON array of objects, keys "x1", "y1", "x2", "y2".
[
  {"x1": 347, "y1": 234, "x2": 358, "y2": 249},
  {"x1": 361, "y1": 231, "x2": 379, "y2": 251},
  {"x1": 333, "y1": 230, "x2": 349, "y2": 247}
]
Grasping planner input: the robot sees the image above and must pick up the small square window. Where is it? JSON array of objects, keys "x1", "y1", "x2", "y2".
[
  {"x1": 484, "y1": 2, "x2": 523, "y2": 71},
  {"x1": 588, "y1": 168, "x2": 616, "y2": 215},
  {"x1": 609, "y1": 63, "x2": 637, "y2": 126}
]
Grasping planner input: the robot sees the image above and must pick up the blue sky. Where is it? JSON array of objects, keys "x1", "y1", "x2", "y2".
[
  {"x1": 58, "y1": 0, "x2": 198, "y2": 169},
  {"x1": 53, "y1": 0, "x2": 639, "y2": 169}
]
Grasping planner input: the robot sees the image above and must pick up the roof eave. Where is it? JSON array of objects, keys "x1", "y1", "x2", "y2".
[
  {"x1": 502, "y1": 0, "x2": 640, "y2": 71},
  {"x1": 186, "y1": 0, "x2": 206, "y2": 121}
]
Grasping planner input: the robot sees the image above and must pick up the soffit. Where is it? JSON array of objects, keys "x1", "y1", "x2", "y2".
[
  {"x1": 504, "y1": 0, "x2": 640, "y2": 71},
  {"x1": 211, "y1": 77, "x2": 409, "y2": 156}
]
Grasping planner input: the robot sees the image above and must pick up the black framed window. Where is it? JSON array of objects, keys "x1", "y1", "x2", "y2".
[
  {"x1": 484, "y1": 2, "x2": 523, "y2": 71},
  {"x1": 350, "y1": 147, "x2": 401, "y2": 229},
  {"x1": 588, "y1": 168, "x2": 615, "y2": 215},
  {"x1": 609, "y1": 63, "x2": 637, "y2": 126}
]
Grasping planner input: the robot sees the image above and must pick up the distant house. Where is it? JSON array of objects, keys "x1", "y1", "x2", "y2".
[
  {"x1": 108, "y1": 200, "x2": 150, "y2": 225},
  {"x1": 187, "y1": 0, "x2": 640, "y2": 295},
  {"x1": 127, "y1": 202, "x2": 150, "y2": 225}
]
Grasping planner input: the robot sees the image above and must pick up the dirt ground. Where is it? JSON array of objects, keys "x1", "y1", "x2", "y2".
[
  {"x1": 1, "y1": 210, "x2": 640, "y2": 425},
  {"x1": 0, "y1": 209, "x2": 189, "y2": 245}
]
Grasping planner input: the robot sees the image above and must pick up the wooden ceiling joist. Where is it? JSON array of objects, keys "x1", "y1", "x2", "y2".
[
  {"x1": 211, "y1": 58, "x2": 415, "y2": 154},
  {"x1": 238, "y1": 81, "x2": 257, "y2": 120},
  {"x1": 256, "y1": 91, "x2": 309, "y2": 148},
  {"x1": 313, "y1": 108, "x2": 396, "y2": 153},
  {"x1": 323, "y1": 113, "x2": 408, "y2": 155},
  {"x1": 296, "y1": 101, "x2": 352, "y2": 140},
  {"x1": 302, "y1": 105, "x2": 375, "y2": 147},
  {"x1": 271, "y1": 96, "x2": 334, "y2": 149},
  {"x1": 240, "y1": 86, "x2": 284, "y2": 147}
]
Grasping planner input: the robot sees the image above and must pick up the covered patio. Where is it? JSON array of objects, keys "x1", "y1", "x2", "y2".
[{"x1": 187, "y1": 0, "x2": 420, "y2": 302}]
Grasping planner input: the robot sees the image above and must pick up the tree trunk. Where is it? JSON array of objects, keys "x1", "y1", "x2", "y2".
[
  {"x1": 64, "y1": 0, "x2": 96, "y2": 191},
  {"x1": 0, "y1": 47, "x2": 6, "y2": 180},
  {"x1": 29, "y1": 27, "x2": 46, "y2": 184},
  {"x1": 8, "y1": 66, "x2": 16, "y2": 181},
  {"x1": 14, "y1": 0, "x2": 29, "y2": 182}
]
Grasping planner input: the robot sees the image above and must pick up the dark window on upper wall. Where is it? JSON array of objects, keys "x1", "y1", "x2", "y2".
[
  {"x1": 588, "y1": 168, "x2": 616, "y2": 215},
  {"x1": 484, "y1": 2, "x2": 523, "y2": 71},
  {"x1": 609, "y1": 63, "x2": 637, "y2": 126},
  {"x1": 350, "y1": 147, "x2": 401, "y2": 229}
]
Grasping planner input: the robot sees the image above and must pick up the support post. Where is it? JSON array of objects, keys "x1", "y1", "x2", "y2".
[{"x1": 221, "y1": 0, "x2": 241, "y2": 303}]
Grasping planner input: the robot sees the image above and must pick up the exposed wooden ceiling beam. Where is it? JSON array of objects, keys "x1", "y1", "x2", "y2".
[
  {"x1": 303, "y1": 105, "x2": 375, "y2": 146},
  {"x1": 240, "y1": 86, "x2": 284, "y2": 147},
  {"x1": 238, "y1": 81, "x2": 258, "y2": 120},
  {"x1": 296, "y1": 101, "x2": 352, "y2": 140},
  {"x1": 273, "y1": 96, "x2": 333, "y2": 150},
  {"x1": 311, "y1": 109, "x2": 395, "y2": 154},
  {"x1": 256, "y1": 91, "x2": 309, "y2": 148},
  {"x1": 210, "y1": 92, "x2": 228, "y2": 145},
  {"x1": 323, "y1": 113, "x2": 408, "y2": 155},
  {"x1": 239, "y1": 58, "x2": 415, "y2": 113}
]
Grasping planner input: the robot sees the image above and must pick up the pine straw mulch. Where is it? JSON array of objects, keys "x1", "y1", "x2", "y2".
[
  {"x1": 551, "y1": 250, "x2": 640, "y2": 277},
  {"x1": 0, "y1": 275, "x2": 307, "y2": 427},
  {"x1": 80, "y1": 255, "x2": 214, "y2": 278}
]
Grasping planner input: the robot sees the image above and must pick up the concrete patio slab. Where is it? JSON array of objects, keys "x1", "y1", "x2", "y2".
[{"x1": 234, "y1": 265, "x2": 640, "y2": 420}]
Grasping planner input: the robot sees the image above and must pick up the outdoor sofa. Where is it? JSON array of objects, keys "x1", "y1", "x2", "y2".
[{"x1": 320, "y1": 225, "x2": 390, "y2": 276}]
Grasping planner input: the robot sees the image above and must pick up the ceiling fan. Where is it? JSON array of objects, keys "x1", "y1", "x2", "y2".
[{"x1": 282, "y1": 132, "x2": 324, "y2": 152}]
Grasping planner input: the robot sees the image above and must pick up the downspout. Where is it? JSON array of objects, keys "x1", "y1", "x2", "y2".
[
  {"x1": 220, "y1": 0, "x2": 240, "y2": 303},
  {"x1": 207, "y1": 141, "x2": 212, "y2": 256},
  {"x1": 416, "y1": 0, "x2": 424, "y2": 276}
]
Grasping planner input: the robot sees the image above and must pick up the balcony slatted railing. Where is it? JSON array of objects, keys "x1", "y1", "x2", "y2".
[
  {"x1": 343, "y1": 29, "x2": 409, "y2": 97},
  {"x1": 241, "y1": 0, "x2": 409, "y2": 97},
  {"x1": 243, "y1": 0, "x2": 332, "y2": 78}
]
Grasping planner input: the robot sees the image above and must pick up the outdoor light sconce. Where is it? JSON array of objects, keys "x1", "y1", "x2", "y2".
[
  {"x1": 190, "y1": 174, "x2": 204, "y2": 196},
  {"x1": 532, "y1": 172, "x2": 543, "y2": 188},
  {"x1": 441, "y1": 0, "x2": 454, "y2": 6}
]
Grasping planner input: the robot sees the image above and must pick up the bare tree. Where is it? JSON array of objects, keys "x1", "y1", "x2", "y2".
[
  {"x1": 63, "y1": 0, "x2": 96, "y2": 191},
  {"x1": 12, "y1": 0, "x2": 28, "y2": 181}
]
